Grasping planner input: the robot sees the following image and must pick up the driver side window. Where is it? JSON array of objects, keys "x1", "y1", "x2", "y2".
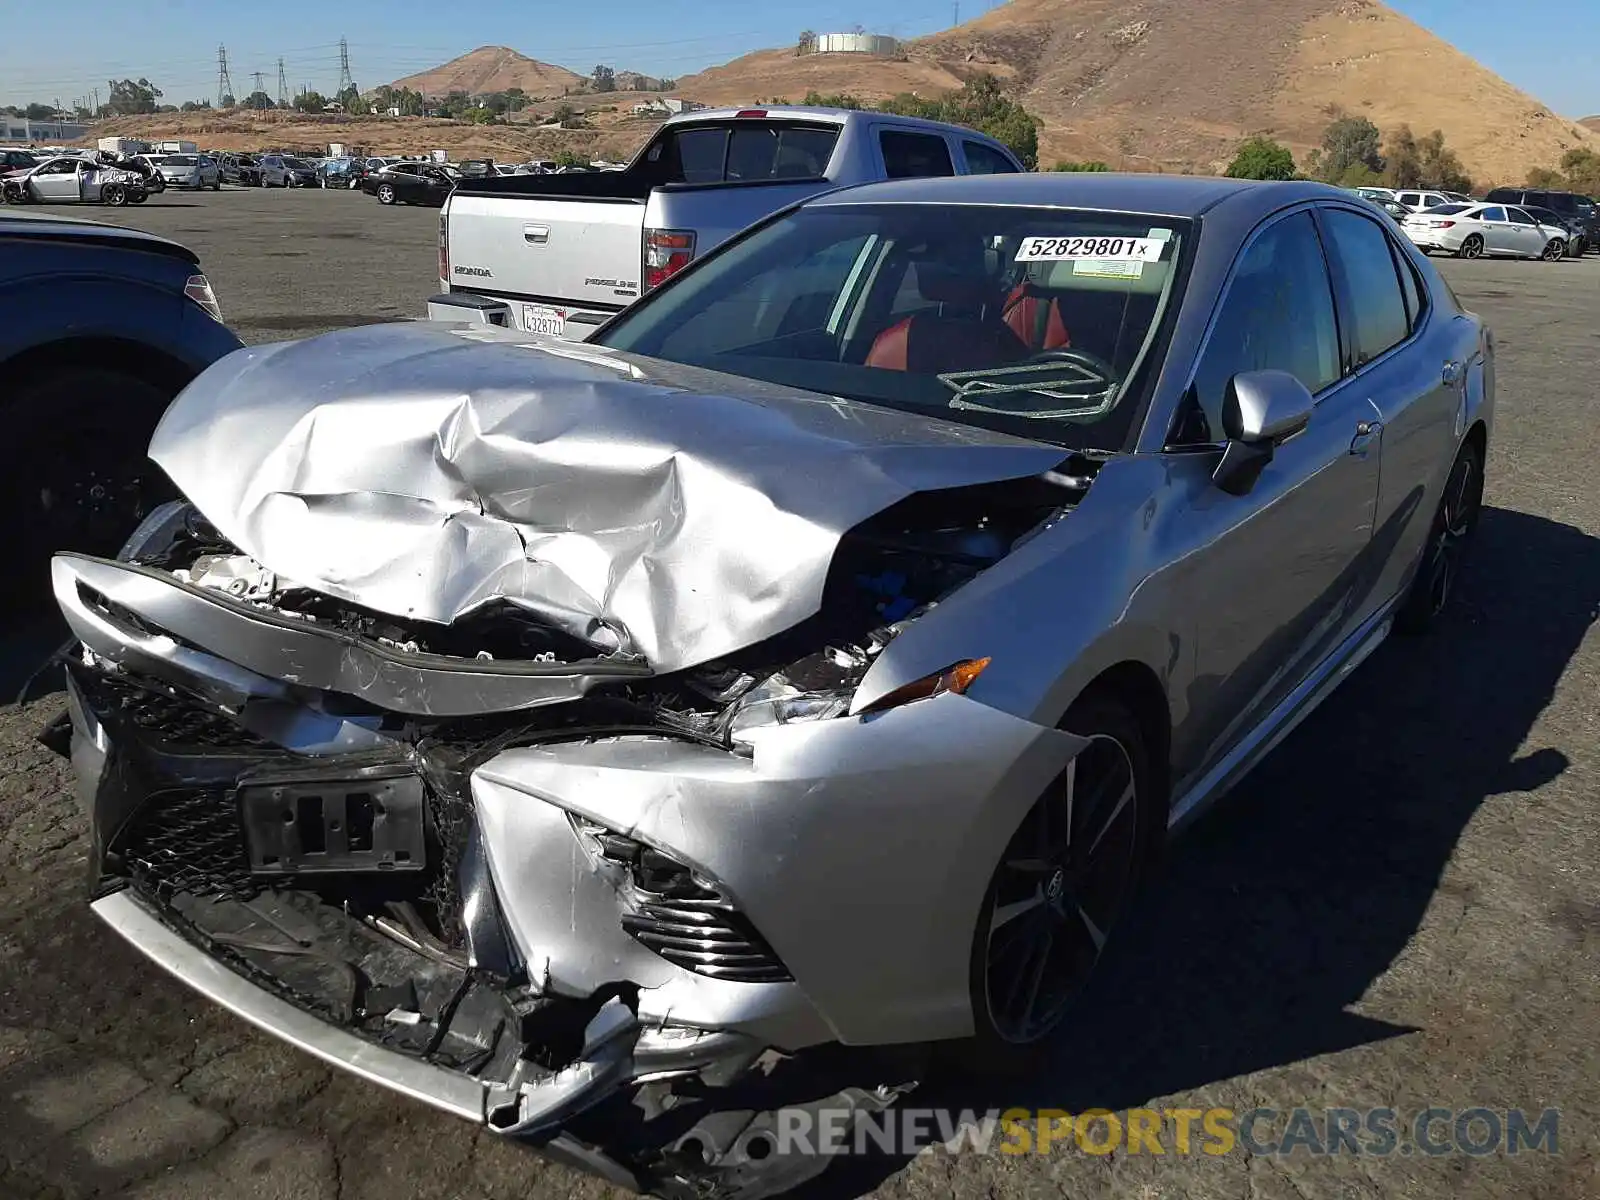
[{"x1": 1183, "y1": 211, "x2": 1341, "y2": 443}]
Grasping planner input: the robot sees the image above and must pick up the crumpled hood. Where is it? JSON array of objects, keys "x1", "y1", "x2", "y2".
[{"x1": 149, "y1": 322, "x2": 1065, "y2": 673}]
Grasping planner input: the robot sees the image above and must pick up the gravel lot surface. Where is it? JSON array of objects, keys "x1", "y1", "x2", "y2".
[{"x1": 1, "y1": 187, "x2": 1596, "y2": 1199}]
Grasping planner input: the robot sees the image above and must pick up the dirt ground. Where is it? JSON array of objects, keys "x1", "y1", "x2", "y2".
[{"x1": 0, "y1": 188, "x2": 1596, "y2": 1199}]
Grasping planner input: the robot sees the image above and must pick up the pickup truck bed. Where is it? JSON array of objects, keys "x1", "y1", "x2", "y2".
[{"x1": 429, "y1": 106, "x2": 1026, "y2": 339}]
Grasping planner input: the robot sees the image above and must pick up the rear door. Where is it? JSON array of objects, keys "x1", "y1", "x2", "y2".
[
  {"x1": 958, "y1": 139, "x2": 1023, "y2": 174},
  {"x1": 1317, "y1": 203, "x2": 1460, "y2": 622},
  {"x1": 876, "y1": 128, "x2": 956, "y2": 179},
  {"x1": 1475, "y1": 206, "x2": 1516, "y2": 254}
]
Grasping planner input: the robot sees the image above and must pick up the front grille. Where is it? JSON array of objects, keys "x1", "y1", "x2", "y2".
[
  {"x1": 122, "y1": 788, "x2": 257, "y2": 900},
  {"x1": 621, "y1": 896, "x2": 791, "y2": 984},
  {"x1": 94, "y1": 675, "x2": 271, "y2": 752}
]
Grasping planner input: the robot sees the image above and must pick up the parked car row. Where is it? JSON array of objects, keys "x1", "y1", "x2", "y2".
[{"x1": 1352, "y1": 184, "x2": 1597, "y2": 257}]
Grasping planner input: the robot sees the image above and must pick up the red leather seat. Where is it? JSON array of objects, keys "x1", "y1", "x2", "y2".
[
  {"x1": 1001, "y1": 283, "x2": 1071, "y2": 351},
  {"x1": 865, "y1": 315, "x2": 1030, "y2": 373},
  {"x1": 865, "y1": 266, "x2": 1030, "y2": 373}
]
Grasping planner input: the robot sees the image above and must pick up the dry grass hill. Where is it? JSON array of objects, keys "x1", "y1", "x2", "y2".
[
  {"x1": 77, "y1": 2, "x2": 1595, "y2": 183},
  {"x1": 676, "y1": 0, "x2": 1594, "y2": 184},
  {"x1": 387, "y1": 46, "x2": 584, "y2": 100}
]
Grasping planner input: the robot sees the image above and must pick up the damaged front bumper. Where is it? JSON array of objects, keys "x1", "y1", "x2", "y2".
[{"x1": 48, "y1": 528, "x2": 1082, "y2": 1193}]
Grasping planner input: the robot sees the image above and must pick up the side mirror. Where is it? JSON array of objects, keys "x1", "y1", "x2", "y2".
[{"x1": 1212, "y1": 370, "x2": 1315, "y2": 496}]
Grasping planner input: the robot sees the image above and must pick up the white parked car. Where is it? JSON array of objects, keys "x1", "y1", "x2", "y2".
[
  {"x1": 157, "y1": 154, "x2": 221, "y2": 191},
  {"x1": 1402, "y1": 202, "x2": 1569, "y2": 260},
  {"x1": 1393, "y1": 189, "x2": 1454, "y2": 211}
]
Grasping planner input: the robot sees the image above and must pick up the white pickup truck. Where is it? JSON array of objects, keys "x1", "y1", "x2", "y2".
[{"x1": 426, "y1": 106, "x2": 1026, "y2": 340}]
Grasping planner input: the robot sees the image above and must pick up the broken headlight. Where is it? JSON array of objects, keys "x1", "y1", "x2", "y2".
[{"x1": 725, "y1": 646, "x2": 992, "y2": 736}]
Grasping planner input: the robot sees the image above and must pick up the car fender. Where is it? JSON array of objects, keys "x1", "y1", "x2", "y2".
[
  {"x1": 852, "y1": 454, "x2": 1187, "y2": 738},
  {"x1": 0, "y1": 270, "x2": 243, "y2": 382}
]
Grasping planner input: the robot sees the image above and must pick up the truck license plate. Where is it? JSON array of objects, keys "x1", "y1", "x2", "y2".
[{"x1": 522, "y1": 304, "x2": 566, "y2": 336}]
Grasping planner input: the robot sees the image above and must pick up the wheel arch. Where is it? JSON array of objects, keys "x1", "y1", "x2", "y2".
[
  {"x1": 0, "y1": 335, "x2": 197, "y2": 404},
  {"x1": 1063, "y1": 659, "x2": 1174, "y2": 829}
]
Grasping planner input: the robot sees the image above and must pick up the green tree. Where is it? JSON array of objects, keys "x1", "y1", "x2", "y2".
[
  {"x1": 1052, "y1": 160, "x2": 1111, "y2": 171},
  {"x1": 244, "y1": 90, "x2": 274, "y2": 111},
  {"x1": 797, "y1": 30, "x2": 817, "y2": 55},
  {"x1": 1224, "y1": 136, "x2": 1296, "y2": 180},
  {"x1": 1526, "y1": 166, "x2": 1565, "y2": 188},
  {"x1": 293, "y1": 91, "x2": 326, "y2": 113},
  {"x1": 1560, "y1": 147, "x2": 1600, "y2": 194},
  {"x1": 553, "y1": 148, "x2": 589, "y2": 168},
  {"x1": 335, "y1": 85, "x2": 362, "y2": 113},
  {"x1": 106, "y1": 77, "x2": 163, "y2": 116},
  {"x1": 1384, "y1": 124, "x2": 1422, "y2": 188},
  {"x1": 592, "y1": 64, "x2": 616, "y2": 93},
  {"x1": 220, "y1": 93, "x2": 236, "y2": 109},
  {"x1": 801, "y1": 91, "x2": 866, "y2": 109},
  {"x1": 179, "y1": 99, "x2": 211, "y2": 113},
  {"x1": 1415, "y1": 129, "x2": 1471, "y2": 192},
  {"x1": 1318, "y1": 115, "x2": 1384, "y2": 182},
  {"x1": 24, "y1": 102, "x2": 55, "y2": 120},
  {"x1": 801, "y1": 76, "x2": 1040, "y2": 169}
]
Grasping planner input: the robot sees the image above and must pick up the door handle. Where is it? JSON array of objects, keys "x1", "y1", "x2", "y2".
[
  {"x1": 1350, "y1": 420, "x2": 1383, "y2": 455},
  {"x1": 1441, "y1": 360, "x2": 1464, "y2": 386},
  {"x1": 523, "y1": 225, "x2": 549, "y2": 244}
]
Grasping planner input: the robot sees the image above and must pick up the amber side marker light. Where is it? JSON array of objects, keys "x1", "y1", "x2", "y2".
[{"x1": 857, "y1": 657, "x2": 992, "y2": 716}]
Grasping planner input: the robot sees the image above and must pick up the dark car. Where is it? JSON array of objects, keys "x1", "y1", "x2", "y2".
[
  {"x1": 1, "y1": 149, "x2": 40, "y2": 173},
  {"x1": 362, "y1": 162, "x2": 459, "y2": 207},
  {"x1": 1483, "y1": 188, "x2": 1598, "y2": 252},
  {"x1": 219, "y1": 153, "x2": 263, "y2": 186},
  {"x1": 0, "y1": 215, "x2": 244, "y2": 610}
]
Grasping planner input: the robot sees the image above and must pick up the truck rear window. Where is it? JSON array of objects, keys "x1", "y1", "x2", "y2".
[{"x1": 644, "y1": 123, "x2": 839, "y2": 185}]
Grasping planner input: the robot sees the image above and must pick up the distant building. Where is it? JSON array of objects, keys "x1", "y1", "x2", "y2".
[
  {"x1": 805, "y1": 32, "x2": 901, "y2": 56},
  {"x1": 631, "y1": 97, "x2": 705, "y2": 117},
  {"x1": 2, "y1": 117, "x2": 90, "y2": 144}
]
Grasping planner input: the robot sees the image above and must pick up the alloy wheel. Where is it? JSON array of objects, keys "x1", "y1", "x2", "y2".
[
  {"x1": 1425, "y1": 450, "x2": 1482, "y2": 617},
  {"x1": 1459, "y1": 235, "x2": 1484, "y2": 259},
  {"x1": 1542, "y1": 240, "x2": 1564, "y2": 261},
  {"x1": 982, "y1": 734, "x2": 1140, "y2": 1045}
]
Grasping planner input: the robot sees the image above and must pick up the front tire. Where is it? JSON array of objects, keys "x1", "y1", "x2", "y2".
[
  {"x1": 1396, "y1": 439, "x2": 1484, "y2": 635},
  {"x1": 953, "y1": 695, "x2": 1160, "y2": 1074},
  {"x1": 1541, "y1": 238, "x2": 1565, "y2": 261},
  {"x1": 5, "y1": 367, "x2": 180, "y2": 617},
  {"x1": 1457, "y1": 234, "x2": 1485, "y2": 259}
]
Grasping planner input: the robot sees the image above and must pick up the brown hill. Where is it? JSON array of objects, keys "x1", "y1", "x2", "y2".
[
  {"x1": 1581, "y1": 117, "x2": 1600, "y2": 133},
  {"x1": 387, "y1": 46, "x2": 584, "y2": 100},
  {"x1": 677, "y1": 0, "x2": 1594, "y2": 185}
]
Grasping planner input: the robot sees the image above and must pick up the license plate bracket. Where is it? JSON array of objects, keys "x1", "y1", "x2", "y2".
[
  {"x1": 521, "y1": 303, "x2": 566, "y2": 335},
  {"x1": 239, "y1": 771, "x2": 427, "y2": 875}
]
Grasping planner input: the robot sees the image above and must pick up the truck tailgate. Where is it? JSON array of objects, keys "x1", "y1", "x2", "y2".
[{"x1": 446, "y1": 192, "x2": 645, "y2": 312}]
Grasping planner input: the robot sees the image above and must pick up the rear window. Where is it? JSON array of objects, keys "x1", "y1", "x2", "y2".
[
  {"x1": 643, "y1": 122, "x2": 840, "y2": 185},
  {"x1": 1429, "y1": 204, "x2": 1469, "y2": 215},
  {"x1": 880, "y1": 130, "x2": 955, "y2": 179}
]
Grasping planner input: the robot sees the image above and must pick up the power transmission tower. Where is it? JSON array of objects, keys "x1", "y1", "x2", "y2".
[
  {"x1": 217, "y1": 45, "x2": 235, "y2": 106},
  {"x1": 277, "y1": 58, "x2": 289, "y2": 107},
  {"x1": 337, "y1": 38, "x2": 356, "y2": 96},
  {"x1": 251, "y1": 71, "x2": 267, "y2": 96}
]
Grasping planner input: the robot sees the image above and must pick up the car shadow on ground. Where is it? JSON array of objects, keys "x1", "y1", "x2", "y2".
[
  {"x1": 792, "y1": 504, "x2": 1598, "y2": 1195},
  {"x1": 0, "y1": 507, "x2": 1593, "y2": 1197}
]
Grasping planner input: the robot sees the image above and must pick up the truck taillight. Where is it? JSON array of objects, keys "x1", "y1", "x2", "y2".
[
  {"x1": 643, "y1": 228, "x2": 695, "y2": 292},
  {"x1": 438, "y1": 204, "x2": 450, "y2": 286}
]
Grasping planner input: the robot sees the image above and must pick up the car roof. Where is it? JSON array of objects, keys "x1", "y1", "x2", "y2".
[
  {"x1": 806, "y1": 172, "x2": 1350, "y2": 220},
  {"x1": 0, "y1": 214, "x2": 198, "y2": 263},
  {"x1": 663, "y1": 105, "x2": 1009, "y2": 141}
]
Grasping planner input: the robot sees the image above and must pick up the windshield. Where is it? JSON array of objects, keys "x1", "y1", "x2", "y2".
[
  {"x1": 595, "y1": 203, "x2": 1188, "y2": 450},
  {"x1": 164, "y1": 155, "x2": 195, "y2": 165}
]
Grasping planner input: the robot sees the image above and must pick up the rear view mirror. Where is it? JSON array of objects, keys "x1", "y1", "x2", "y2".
[{"x1": 1213, "y1": 370, "x2": 1315, "y2": 496}]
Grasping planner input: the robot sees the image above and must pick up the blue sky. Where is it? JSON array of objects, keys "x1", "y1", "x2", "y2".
[{"x1": 2, "y1": 0, "x2": 1595, "y2": 117}]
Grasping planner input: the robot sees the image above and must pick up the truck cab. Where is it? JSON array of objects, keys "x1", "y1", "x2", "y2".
[{"x1": 428, "y1": 107, "x2": 1024, "y2": 340}]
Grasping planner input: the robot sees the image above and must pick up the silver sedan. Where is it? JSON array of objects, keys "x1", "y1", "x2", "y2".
[{"x1": 48, "y1": 174, "x2": 1490, "y2": 1196}]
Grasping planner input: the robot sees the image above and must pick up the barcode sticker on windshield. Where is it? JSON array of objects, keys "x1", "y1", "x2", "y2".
[
  {"x1": 1016, "y1": 235, "x2": 1165, "y2": 262},
  {"x1": 1073, "y1": 258, "x2": 1145, "y2": 279}
]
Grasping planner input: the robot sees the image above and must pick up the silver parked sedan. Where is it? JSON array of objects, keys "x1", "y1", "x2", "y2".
[{"x1": 47, "y1": 174, "x2": 1490, "y2": 1196}]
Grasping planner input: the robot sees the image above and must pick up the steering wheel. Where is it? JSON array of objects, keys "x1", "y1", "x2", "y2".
[{"x1": 1026, "y1": 347, "x2": 1122, "y2": 386}]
